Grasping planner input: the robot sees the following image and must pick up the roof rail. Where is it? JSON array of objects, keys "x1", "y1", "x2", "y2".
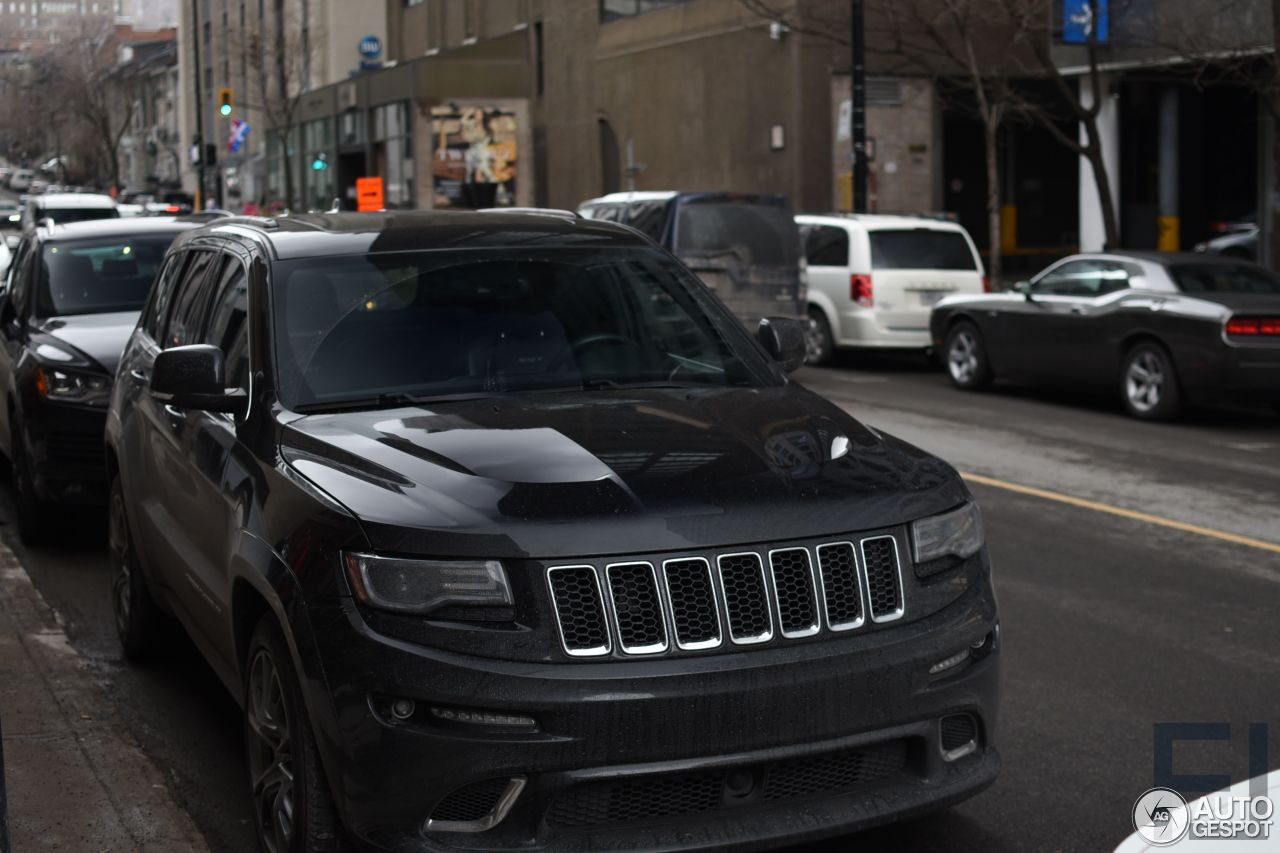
[{"x1": 477, "y1": 207, "x2": 579, "y2": 219}]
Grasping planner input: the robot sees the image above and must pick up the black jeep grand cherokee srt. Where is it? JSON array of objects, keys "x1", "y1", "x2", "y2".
[{"x1": 105, "y1": 211, "x2": 1000, "y2": 852}]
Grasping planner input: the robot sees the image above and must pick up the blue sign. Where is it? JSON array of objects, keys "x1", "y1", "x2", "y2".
[
  {"x1": 359, "y1": 35, "x2": 382, "y2": 60},
  {"x1": 1063, "y1": 0, "x2": 1109, "y2": 44}
]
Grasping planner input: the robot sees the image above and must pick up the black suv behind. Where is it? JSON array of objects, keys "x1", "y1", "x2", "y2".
[
  {"x1": 106, "y1": 211, "x2": 1000, "y2": 852},
  {"x1": 0, "y1": 217, "x2": 196, "y2": 541}
]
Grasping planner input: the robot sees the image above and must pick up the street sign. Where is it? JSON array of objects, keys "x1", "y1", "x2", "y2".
[
  {"x1": 1063, "y1": 0, "x2": 1108, "y2": 44},
  {"x1": 356, "y1": 177, "x2": 384, "y2": 212},
  {"x1": 227, "y1": 119, "x2": 250, "y2": 154},
  {"x1": 359, "y1": 34, "x2": 383, "y2": 71}
]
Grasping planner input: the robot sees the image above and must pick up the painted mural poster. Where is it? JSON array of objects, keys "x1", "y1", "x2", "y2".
[{"x1": 431, "y1": 105, "x2": 517, "y2": 208}]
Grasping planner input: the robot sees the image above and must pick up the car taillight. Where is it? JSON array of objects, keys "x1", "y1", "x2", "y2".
[
  {"x1": 982, "y1": 275, "x2": 990, "y2": 293},
  {"x1": 1226, "y1": 316, "x2": 1280, "y2": 336},
  {"x1": 850, "y1": 273, "x2": 873, "y2": 307}
]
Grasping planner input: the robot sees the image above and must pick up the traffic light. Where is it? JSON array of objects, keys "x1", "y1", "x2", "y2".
[
  {"x1": 218, "y1": 87, "x2": 234, "y2": 117},
  {"x1": 311, "y1": 152, "x2": 328, "y2": 171}
]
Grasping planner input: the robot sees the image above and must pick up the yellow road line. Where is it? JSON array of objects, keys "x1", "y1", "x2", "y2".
[{"x1": 959, "y1": 471, "x2": 1280, "y2": 556}]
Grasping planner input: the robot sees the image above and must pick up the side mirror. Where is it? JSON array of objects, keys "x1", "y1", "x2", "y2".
[
  {"x1": 758, "y1": 316, "x2": 806, "y2": 373},
  {"x1": 151, "y1": 344, "x2": 246, "y2": 414},
  {"x1": 1013, "y1": 280, "x2": 1037, "y2": 301}
]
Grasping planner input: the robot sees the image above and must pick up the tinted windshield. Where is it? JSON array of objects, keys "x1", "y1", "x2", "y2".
[
  {"x1": 869, "y1": 229, "x2": 977, "y2": 271},
  {"x1": 674, "y1": 199, "x2": 798, "y2": 267},
  {"x1": 39, "y1": 207, "x2": 120, "y2": 225},
  {"x1": 38, "y1": 235, "x2": 175, "y2": 316},
  {"x1": 272, "y1": 247, "x2": 778, "y2": 411},
  {"x1": 1169, "y1": 262, "x2": 1280, "y2": 294}
]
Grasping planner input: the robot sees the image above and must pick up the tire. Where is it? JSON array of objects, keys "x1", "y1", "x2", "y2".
[
  {"x1": 944, "y1": 321, "x2": 992, "y2": 390},
  {"x1": 1121, "y1": 341, "x2": 1182, "y2": 421},
  {"x1": 109, "y1": 472, "x2": 160, "y2": 662},
  {"x1": 805, "y1": 307, "x2": 836, "y2": 366},
  {"x1": 244, "y1": 617, "x2": 346, "y2": 853},
  {"x1": 10, "y1": 416, "x2": 54, "y2": 545}
]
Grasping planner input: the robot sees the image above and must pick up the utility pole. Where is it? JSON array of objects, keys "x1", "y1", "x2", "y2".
[
  {"x1": 850, "y1": 0, "x2": 868, "y2": 213},
  {"x1": 191, "y1": 0, "x2": 206, "y2": 210}
]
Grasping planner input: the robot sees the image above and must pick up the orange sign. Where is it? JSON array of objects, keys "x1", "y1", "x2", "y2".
[{"x1": 356, "y1": 177, "x2": 384, "y2": 212}]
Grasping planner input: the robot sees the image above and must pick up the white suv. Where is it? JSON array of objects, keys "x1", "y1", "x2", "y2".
[{"x1": 797, "y1": 214, "x2": 986, "y2": 363}]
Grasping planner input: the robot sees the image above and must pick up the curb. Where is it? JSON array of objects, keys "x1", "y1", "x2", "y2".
[{"x1": 0, "y1": 546, "x2": 210, "y2": 852}]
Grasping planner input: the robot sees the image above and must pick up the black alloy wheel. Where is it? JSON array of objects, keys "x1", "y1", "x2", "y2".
[
  {"x1": 244, "y1": 618, "x2": 346, "y2": 853},
  {"x1": 10, "y1": 415, "x2": 52, "y2": 545},
  {"x1": 109, "y1": 473, "x2": 159, "y2": 660}
]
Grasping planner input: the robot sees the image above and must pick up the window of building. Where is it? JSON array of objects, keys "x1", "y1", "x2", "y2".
[
  {"x1": 599, "y1": 0, "x2": 691, "y2": 22},
  {"x1": 301, "y1": 117, "x2": 334, "y2": 212}
]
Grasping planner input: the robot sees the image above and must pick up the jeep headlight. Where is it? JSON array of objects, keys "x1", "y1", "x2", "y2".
[
  {"x1": 343, "y1": 553, "x2": 513, "y2": 615},
  {"x1": 911, "y1": 502, "x2": 984, "y2": 566},
  {"x1": 34, "y1": 366, "x2": 112, "y2": 406}
]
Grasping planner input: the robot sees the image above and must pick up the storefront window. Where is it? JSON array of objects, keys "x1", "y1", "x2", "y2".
[{"x1": 302, "y1": 117, "x2": 334, "y2": 212}]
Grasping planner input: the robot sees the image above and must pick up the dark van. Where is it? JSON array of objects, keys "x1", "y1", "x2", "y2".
[{"x1": 578, "y1": 191, "x2": 806, "y2": 328}]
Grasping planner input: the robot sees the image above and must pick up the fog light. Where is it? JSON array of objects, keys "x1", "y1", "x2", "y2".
[
  {"x1": 430, "y1": 706, "x2": 537, "y2": 728},
  {"x1": 391, "y1": 698, "x2": 416, "y2": 720},
  {"x1": 928, "y1": 648, "x2": 970, "y2": 675}
]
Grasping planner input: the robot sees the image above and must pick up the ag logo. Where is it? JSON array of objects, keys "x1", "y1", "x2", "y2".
[{"x1": 1133, "y1": 787, "x2": 1190, "y2": 845}]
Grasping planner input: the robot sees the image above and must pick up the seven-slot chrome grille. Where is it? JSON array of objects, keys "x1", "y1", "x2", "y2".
[{"x1": 545, "y1": 534, "x2": 906, "y2": 658}]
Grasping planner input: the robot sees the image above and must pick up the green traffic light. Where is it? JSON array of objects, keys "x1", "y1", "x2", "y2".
[{"x1": 220, "y1": 104, "x2": 232, "y2": 116}]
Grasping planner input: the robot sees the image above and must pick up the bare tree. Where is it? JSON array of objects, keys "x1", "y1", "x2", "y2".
[{"x1": 227, "y1": 4, "x2": 321, "y2": 211}]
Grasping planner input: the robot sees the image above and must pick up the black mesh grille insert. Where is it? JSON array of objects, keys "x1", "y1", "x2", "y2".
[
  {"x1": 545, "y1": 739, "x2": 912, "y2": 828},
  {"x1": 717, "y1": 553, "x2": 771, "y2": 642},
  {"x1": 861, "y1": 537, "x2": 903, "y2": 620},
  {"x1": 941, "y1": 714, "x2": 978, "y2": 751},
  {"x1": 429, "y1": 777, "x2": 511, "y2": 824},
  {"x1": 817, "y1": 542, "x2": 863, "y2": 628},
  {"x1": 607, "y1": 562, "x2": 666, "y2": 652},
  {"x1": 548, "y1": 567, "x2": 609, "y2": 654},
  {"x1": 769, "y1": 548, "x2": 818, "y2": 636},
  {"x1": 663, "y1": 558, "x2": 720, "y2": 647},
  {"x1": 546, "y1": 773, "x2": 722, "y2": 827},
  {"x1": 762, "y1": 740, "x2": 909, "y2": 801}
]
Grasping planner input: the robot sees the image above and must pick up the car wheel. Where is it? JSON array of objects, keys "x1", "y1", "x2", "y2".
[
  {"x1": 109, "y1": 473, "x2": 159, "y2": 661},
  {"x1": 944, "y1": 322, "x2": 992, "y2": 390},
  {"x1": 10, "y1": 417, "x2": 53, "y2": 545},
  {"x1": 1121, "y1": 342, "x2": 1182, "y2": 421},
  {"x1": 805, "y1": 308, "x2": 835, "y2": 366},
  {"x1": 245, "y1": 617, "x2": 346, "y2": 853}
]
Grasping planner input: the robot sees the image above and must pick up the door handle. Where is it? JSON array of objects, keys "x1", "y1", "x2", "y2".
[
  {"x1": 163, "y1": 404, "x2": 186, "y2": 423},
  {"x1": 129, "y1": 368, "x2": 149, "y2": 382},
  {"x1": 1069, "y1": 305, "x2": 1087, "y2": 315}
]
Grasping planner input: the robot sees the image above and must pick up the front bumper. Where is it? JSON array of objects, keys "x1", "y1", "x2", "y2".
[
  {"x1": 306, "y1": 579, "x2": 1001, "y2": 852},
  {"x1": 23, "y1": 399, "x2": 109, "y2": 502}
]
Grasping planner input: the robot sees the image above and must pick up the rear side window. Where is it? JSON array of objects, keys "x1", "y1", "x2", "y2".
[
  {"x1": 675, "y1": 199, "x2": 798, "y2": 267},
  {"x1": 803, "y1": 225, "x2": 849, "y2": 267},
  {"x1": 162, "y1": 250, "x2": 216, "y2": 348},
  {"x1": 623, "y1": 201, "x2": 670, "y2": 242},
  {"x1": 869, "y1": 229, "x2": 977, "y2": 271},
  {"x1": 1169, "y1": 263, "x2": 1280, "y2": 295}
]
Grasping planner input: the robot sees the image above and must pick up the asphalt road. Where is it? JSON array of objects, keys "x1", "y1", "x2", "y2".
[{"x1": 4, "y1": 353, "x2": 1278, "y2": 852}]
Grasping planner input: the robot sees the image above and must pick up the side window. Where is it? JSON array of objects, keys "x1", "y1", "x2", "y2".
[
  {"x1": 624, "y1": 202, "x2": 669, "y2": 242},
  {"x1": 141, "y1": 252, "x2": 188, "y2": 339},
  {"x1": 203, "y1": 255, "x2": 250, "y2": 391},
  {"x1": 1032, "y1": 260, "x2": 1130, "y2": 297},
  {"x1": 803, "y1": 225, "x2": 850, "y2": 267},
  {"x1": 162, "y1": 250, "x2": 216, "y2": 348},
  {"x1": 9, "y1": 239, "x2": 33, "y2": 317}
]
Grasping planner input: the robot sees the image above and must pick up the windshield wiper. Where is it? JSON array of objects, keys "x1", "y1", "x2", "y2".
[
  {"x1": 581, "y1": 379, "x2": 711, "y2": 391},
  {"x1": 293, "y1": 391, "x2": 496, "y2": 413}
]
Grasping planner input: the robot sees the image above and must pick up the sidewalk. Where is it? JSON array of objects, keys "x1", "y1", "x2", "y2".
[{"x1": 0, "y1": 544, "x2": 209, "y2": 852}]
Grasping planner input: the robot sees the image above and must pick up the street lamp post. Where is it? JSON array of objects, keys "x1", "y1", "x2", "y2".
[{"x1": 850, "y1": 0, "x2": 868, "y2": 214}]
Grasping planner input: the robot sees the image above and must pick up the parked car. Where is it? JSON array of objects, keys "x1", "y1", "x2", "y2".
[
  {"x1": 578, "y1": 191, "x2": 806, "y2": 329},
  {"x1": 0, "y1": 217, "x2": 198, "y2": 542},
  {"x1": 930, "y1": 251, "x2": 1280, "y2": 419},
  {"x1": 8, "y1": 169, "x2": 33, "y2": 192},
  {"x1": 23, "y1": 192, "x2": 120, "y2": 231},
  {"x1": 1194, "y1": 224, "x2": 1257, "y2": 260},
  {"x1": 107, "y1": 210, "x2": 1001, "y2": 852},
  {"x1": 28, "y1": 179, "x2": 48, "y2": 195},
  {"x1": 798, "y1": 214, "x2": 987, "y2": 363},
  {"x1": 0, "y1": 200, "x2": 20, "y2": 231}
]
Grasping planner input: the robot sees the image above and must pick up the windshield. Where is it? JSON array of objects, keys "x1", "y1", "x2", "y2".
[
  {"x1": 869, "y1": 229, "x2": 978, "y2": 271},
  {"x1": 272, "y1": 247, "x2": 778, "y2": 411},
  {"x1": 40, "y1": 207, "x2": 120, "y2": 225},
  {"x1": 1169, "y1": 262, "x2": 1280, "y2": 295},
  {"x1": 38, "y1": 235, "x2": 176, "y2": 316},
  {"x1": 674, "y1": 198, "x2": 798, "y2": 268}
]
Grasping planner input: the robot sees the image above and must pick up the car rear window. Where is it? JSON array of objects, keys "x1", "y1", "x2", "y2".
[
  {"x1": 39, "y1": 207, "x2": 120, "y2": 225},
  {"x1": 1169, "y1": 262, "x2": 1280, "y2": 294},
  {"x1": 674, "y1": 198, "x2": 798, "y2": 268},
  {"x1": 869, "y1": 229, "x2": 977, "y2": 271}
]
